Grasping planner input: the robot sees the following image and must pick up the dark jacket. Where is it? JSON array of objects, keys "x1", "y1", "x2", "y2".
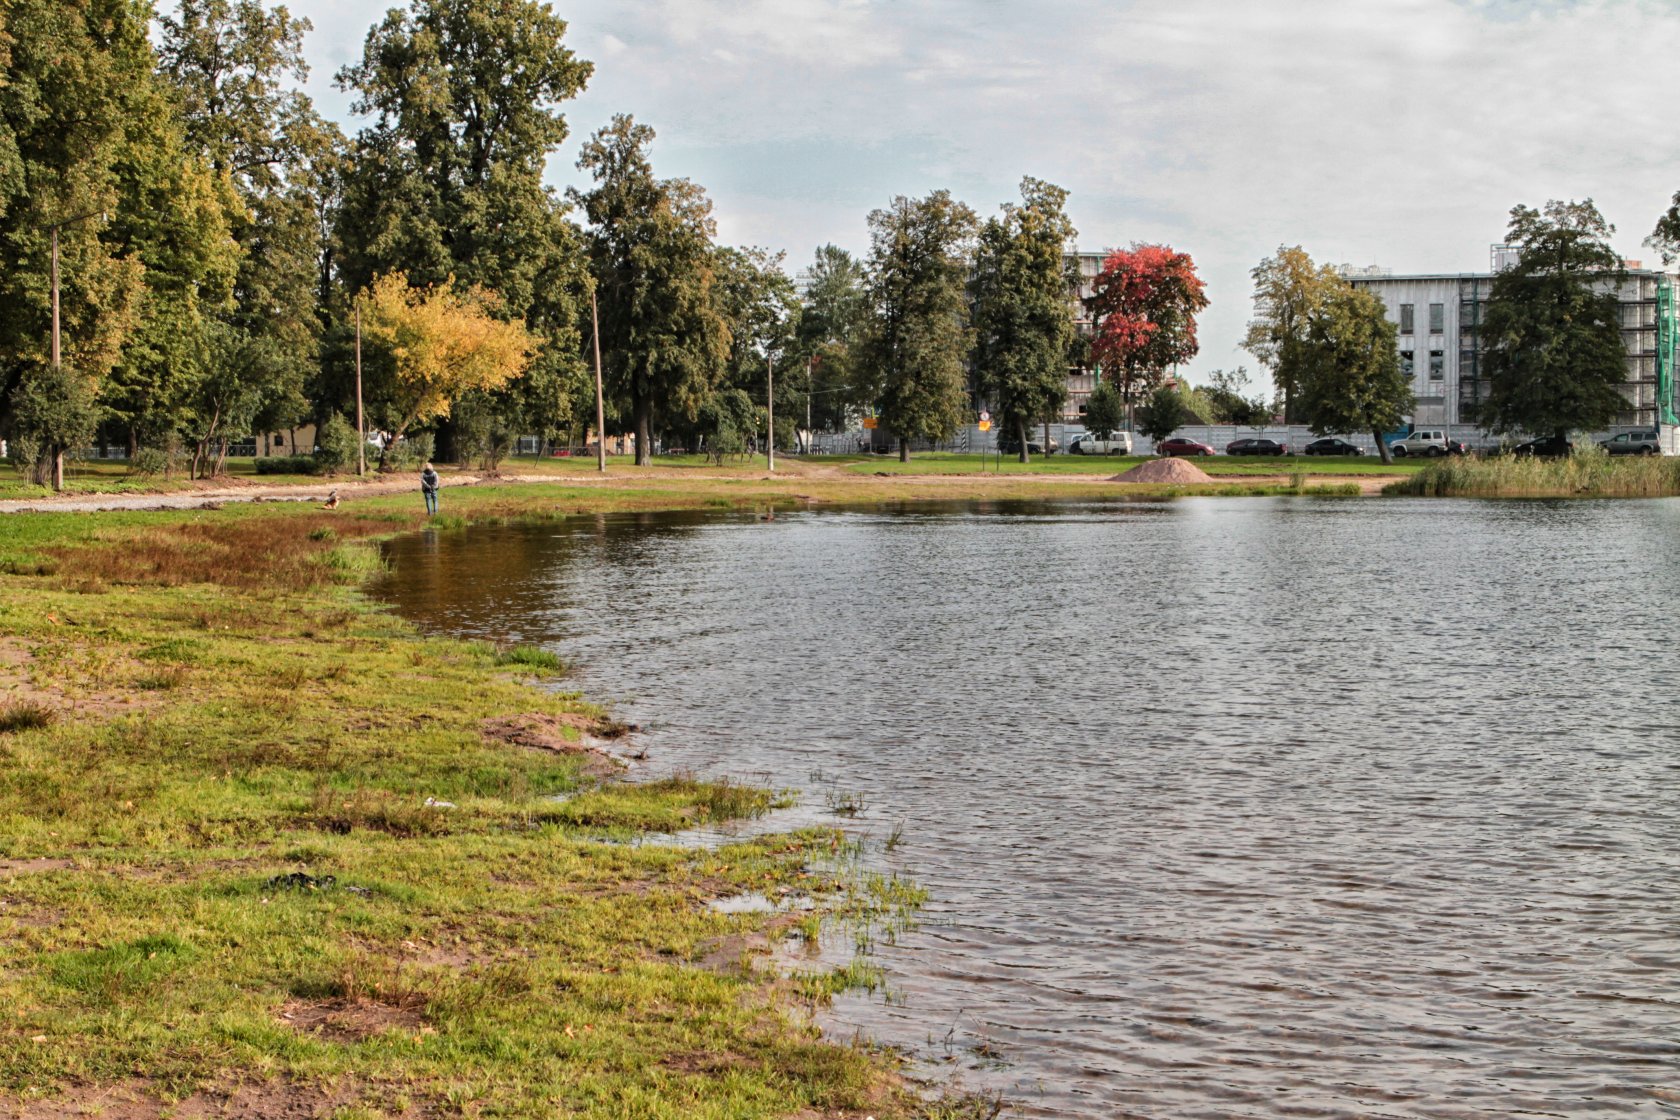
[{"x1": 420, "y1": 468, "x2": 439, "y2": 493}]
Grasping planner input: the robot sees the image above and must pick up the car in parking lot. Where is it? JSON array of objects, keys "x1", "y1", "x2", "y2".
[
  {"x1": 1156, "y1": 437, "x2": 1215, "y2": 457},
  {"x1": 1226, "y1": 437, "x2": 1290, "y2": 456},
  {"x1": 1302, "y1": 437, "x2": 1363, "y2": 456},
  {"x1": 1599, "y1": 429, "x2": 1662, "y2": 456},
  {"x1": 1511, "y1": 435, "x2": 1573, "y2": 458},
  {"x1": 1388, "y1": 430, "x2": 1452, "y2": 457},
  {"x1": 996, "y1": 434, "x2": 1058, "y2": 455},
  {"x1": 1070, "y1": 432, "x2": 1133, "y2": 455}
]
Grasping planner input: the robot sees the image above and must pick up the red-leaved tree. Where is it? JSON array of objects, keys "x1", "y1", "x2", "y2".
[{"x1": 1086, "y1": 245, "x2": 1210, "y2": 411}]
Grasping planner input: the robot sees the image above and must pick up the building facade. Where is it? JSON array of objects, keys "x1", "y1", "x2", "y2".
[
  {"x1": 1062, "y1": 250, "x2": 1108, "y2": 422},
  {"x1": 1344, "y1": 256, "x2": 1680, "y2": 431}
]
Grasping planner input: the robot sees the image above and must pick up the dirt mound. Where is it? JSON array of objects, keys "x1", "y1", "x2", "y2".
[{"x1": 1111, "y1": 458, "x2": 1215, "y2": 484}]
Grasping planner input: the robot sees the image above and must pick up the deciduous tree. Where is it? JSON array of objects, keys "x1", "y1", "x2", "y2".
[
  {"x1": 1137, "y1": 382, "x2": 1187, "y2": 446},
  {"x1": 1480, "y1": 200, "x2": 1626, "y2": 440},
  {"x1": 793, "y1": 244, "x2": 867, "y2": 435},
  {"x1": 1242, "y1": 246, "x2": 1344, "y2": 421},
  {"x1": 359, "y1": 271, "x2": 534, "y2": 469},
  {"x1": 1295, "y1": 288, "x2": 1412, "y2": 464},
  {"x1": 1083, "y1": 382, "x2": 1123, "y2": 439},
  {"x1": 1087, "y1": 244, "x2": 1208, "y2": 418},
  {"x1": 572, "y1": 115, "x2": 729, "y2": 464},
  {"x1": 861, "y1": 190, "x2": 976, "y2": 461},
  {"x1": 970, "y1": 177, "x2": 1075, "y2": 462}
]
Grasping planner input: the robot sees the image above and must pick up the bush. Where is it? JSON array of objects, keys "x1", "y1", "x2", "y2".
[
  {"x1": 385, "y1": 433, "x2": 434, "y2": 471},
  {"x1": 254, "y1": 455, "x2": 323, "y2": 476},
  {"x1": 313, "y1": 413, "x2": 361, "y2": 474},
  {"x1": 129, "y1": 447, "x2": 168, "y2": 478}
]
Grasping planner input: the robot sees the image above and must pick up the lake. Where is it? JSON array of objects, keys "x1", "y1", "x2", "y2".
[{"x1": 376, "y1": 496, "x2": 1680, "y2": 1118}]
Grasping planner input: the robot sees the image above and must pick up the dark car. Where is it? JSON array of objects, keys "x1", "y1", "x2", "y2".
[
  {"x1": 1226, "y1": 438, "x2": 1290, "y2": 456},
  {"x1": 1511, "y1": 436, "x2": 1573, "y2": 458},
  {"x1": 996, "y1": 435, "x2": 1057, "y2": 455},
  {"x1": 1156, "y1": 437, "x2": 1215, "y2": 457},
  {"x1": 1303, "y1": 438, "x2": 1363, "y2": 456}
]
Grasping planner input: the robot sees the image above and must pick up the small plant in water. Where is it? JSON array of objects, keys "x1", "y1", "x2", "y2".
[
  {"x1": 494, "y1": 644, "x2": 565, "y2": 672},
  {"x1": 884, "y1": 819, "x2": 906, "y2": 851},
  {"x1": 824, "y1": 788, "x2": 867, "y2": 817}
]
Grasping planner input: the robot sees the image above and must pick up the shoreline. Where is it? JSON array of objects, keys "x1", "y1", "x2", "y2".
[{"x1": 0, "y1": 485, "x2": 996, "y2": 1119}]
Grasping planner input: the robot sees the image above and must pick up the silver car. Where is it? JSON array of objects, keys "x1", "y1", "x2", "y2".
[{"x1": 1599, "y1": 429, "x2": 1662, "y2": 456}]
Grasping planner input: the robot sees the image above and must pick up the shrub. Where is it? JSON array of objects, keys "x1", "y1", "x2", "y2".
[
  {"x1": 129, "y1": 447, "x2": 168, "y2": 478},
  {"x1": 385, "y1": 433, "x2": 434, "y2": 471},
  {"x1": 313, "y1": 413, "x2": 362, "y2": 474},
  {"x1": 254, "y1": 455, "x2": 322, "y2": 476}
]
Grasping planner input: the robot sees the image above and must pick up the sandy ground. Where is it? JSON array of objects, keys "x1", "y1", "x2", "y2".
[{"x1": 0, "y1": 461, "x2": 1404, "y2": 513}]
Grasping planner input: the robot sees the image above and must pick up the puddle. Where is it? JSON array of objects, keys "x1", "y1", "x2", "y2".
[{"x1": 708, "y1": 890, "x2": 818, "y2": 915}]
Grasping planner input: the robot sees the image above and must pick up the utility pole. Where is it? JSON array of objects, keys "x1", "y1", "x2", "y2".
[
  {"x1": 806, "y1": 355, "x2": 813, "y2": 454},
  {"x1": 766, "y1": 352, "x2": 775, "y2": 472},
  {"x1": 592, "y1": 289, "x2": 607, "y2": 473},
  {"x1": 354, "y1": 302, "x2": 366, "y2": 476}
]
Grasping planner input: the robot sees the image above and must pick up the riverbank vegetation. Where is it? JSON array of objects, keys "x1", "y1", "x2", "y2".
[
  {"x1": 1384, "y1": 450, "x2": 1680, "y2": 497},
  {"x1": 0, "y1": 487, "x2": 1009, "y2": 1118}
]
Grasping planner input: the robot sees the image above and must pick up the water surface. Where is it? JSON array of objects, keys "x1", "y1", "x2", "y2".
[{"x1": 377, "y1": 497, "x2": 1680, "y2": 1118}]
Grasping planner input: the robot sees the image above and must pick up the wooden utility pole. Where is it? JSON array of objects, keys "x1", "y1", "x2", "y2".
[
  {"x1": 806, "y1": 355, "x2": 813, "y2": 453},
  {"x1": 591, "y1": 289, "x2": 606, "y2": 473},
  {"x1": 766, "y1": 353, "x2": 775, "y2": 472},
  {"x1": 354, "y1": 302, "x2": 366, "y2": 476}
]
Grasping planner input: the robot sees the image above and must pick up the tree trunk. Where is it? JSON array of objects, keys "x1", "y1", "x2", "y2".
[
  {"x1": 1372, "y1": 427, "x2": 1392, "y2": 465},
  {"x1": 898, "y1": 436, "x2": 908, "y2": 463},
  {"x1": 634, "y1": 393, "x2": 652, "y2": 466},
  {"x1": 1043, "y1": 418, "x2": 1052, "y2": 459},
  {"x1": 127, "y1": 427, "x2": 139, "y2": 459},
  {"x1": 1016, "y1": 417, "x2": 1029, "y2": 463}
]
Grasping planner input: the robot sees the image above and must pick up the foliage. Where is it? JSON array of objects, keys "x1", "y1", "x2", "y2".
[
  {"x1": 358, "y1": 271, "x2": 534, "y2": 468},
  {"x1": 861, "y1": 190, "x2": 977, "y2": 461},
  {"x1": 1084, "y1": 382, "x2": 1124, "y2": 439},
  {"x1": 1137, "y1": 382, "x2": 1188, "y2": 444},
  {"x1": 712, "y1": 245, "x2": 799, "y2": 450},
  {"x1": 794, "y1": 245, "x2": 869, "y2": 433},
  {"x1": 573, "y1": 116, "x2": 729, "y2": 464},
  {"x1": 1294, "y1": 287, "x2": 1413, "y2": 464},
  {"x1": 1086, "y1": 243, "x2": 1209, "y2": 407},
  {"x1": 1242, "y1": 246, "x2": 1346, "y2": 421},
  {"x1": 970, "y1": 177, "x2": 1075, "y2": 461},
  {"x1": 8, "y1": 363, "x2": 101, "y2": 485},
  {"x1": 1201, "y1": 367, "x2": 1271, "y2": 426},
  {"x1": 1478, "y1": 199, "x2": 1628, "y2": 440},
  {"x1": 1646, "y1": 189, "x2": 1680, "y2": 265},
  {"x1": 313, "y1": 411, "x2": 362, "y2": 473},
  {"x1": 252, "y1": 453, "x2": 322, "y2": 475},
  {"x1": 1387, "y1": 445, "x2": 1680, "y2": 497},
  {"x1": 696, "y1": 386, "x2": 757, "y2": 464}
]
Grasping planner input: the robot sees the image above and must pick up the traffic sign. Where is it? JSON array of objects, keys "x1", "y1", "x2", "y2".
[
  {"x1": 978, "y1": 420, "x2": 991, "y2": 432},
  {"x1": 979, "y1": 410, "x2": 990, "y2": 422}
]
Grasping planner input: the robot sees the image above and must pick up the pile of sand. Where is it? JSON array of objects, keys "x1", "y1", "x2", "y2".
[{"x1": 1110, "y1": 457, "x2": 1215, "y2": 484}]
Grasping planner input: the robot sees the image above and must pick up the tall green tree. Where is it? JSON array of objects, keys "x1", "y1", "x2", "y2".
[
  {"x1": 1295, "y1": 287, "x2": 1413, "y2": 464},
  {"x1": 861, "y1": 190, "x2": 976, "y2": 462},
  {"x1": 0, "y1": 0, "x2": 197, "y2": 487},
  {"x1": 335, "y1": 0, "x2": 592, "y2": 458},
  {"x1": 1083, "y1": 382, "x2": 1123, "y2": 439},
  {"x1": 1480, "y1": 200, "x2": 1627, "y2": 440},
  {"x1": 1201, "y1": 366, "x2": 1271, "y2": 426},
  {"x1": 158, "y1": 0, "x2": 341, "y2": 466},
  {"x1": 793, "y1": 244, "x2": 867, "y2": 436},
  {"x1": 970, "y1": 177, "x2": 1075, "y2": 462},
  {"x1": 713, "y1": 245, "x2": 799, "y2": 450},
  {"x1": 572, "y1": 115, "x2": 729, "y2": 464},
  {"x1": 1242, "y1": 246, "x2": 1345, "y2": 422},
  {"x1": 1137, "y1": 382, "x2": 1188, "y2": 445}
]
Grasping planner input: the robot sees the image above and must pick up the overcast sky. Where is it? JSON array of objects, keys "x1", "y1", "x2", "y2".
[{"x1": 277, "y1": 0, "x2": 1680, "y2": 389}]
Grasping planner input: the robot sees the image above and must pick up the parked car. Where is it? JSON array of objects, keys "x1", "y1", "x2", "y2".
[
  {"x1": 1388, "y1": 430, "x2": 1453, "y2": 457},
  {"x1": 1302, "y1": 438, "x2": 1363, "y2": 456},
  {"x1": 1600, "y1": 429, "x2": 1662, "y2": 456},
  {"x1": 1070, "y1": 432, "x2": 1134, "y2": 455},
  {"x1": 1511, "y1": 435, "x2": 1574, "y2": 458},
  {"x1": 996, "y1": 434, "x2": 1058, "y2": 455},
  {"x1": 1226, "y1": 437, "x2": 1290, "y2": 456},
  {"x1": 1157, "y1": 437, "x2": 1215, "y2": 457}
]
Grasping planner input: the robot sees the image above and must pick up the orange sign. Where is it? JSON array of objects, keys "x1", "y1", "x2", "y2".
[
  {"x1": 862, "y1": 417, "x2": 878, "y2": 429},
  {"x1": 978, "y1": 420, "x2": 991, "y2": 431}
]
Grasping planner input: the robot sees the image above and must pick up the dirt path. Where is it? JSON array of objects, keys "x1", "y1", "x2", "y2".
[{"x1": 0, "y1": 473, "x2": 490, "y2": 514}]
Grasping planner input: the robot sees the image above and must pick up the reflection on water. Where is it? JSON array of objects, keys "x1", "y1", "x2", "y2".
[{"x1": 377, "y1": 497, "x2": 1680, "y2": 1118}]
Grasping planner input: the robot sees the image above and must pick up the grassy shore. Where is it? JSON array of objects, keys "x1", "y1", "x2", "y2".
[
  {"x1": 0, "y1": 481, "x2": 1031, "y2": 1119},
  {"x1": 1383, "y1": 451, "x2": 1680, "y2": 497}
]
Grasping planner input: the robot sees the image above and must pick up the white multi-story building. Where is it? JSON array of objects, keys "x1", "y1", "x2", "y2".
[
  {"x1": 1343, "y1": 252, "x2": 1680, "y2": 431},
  {"x1": 1062, "y1": 249, "x2": 1109, "y2": 422}
]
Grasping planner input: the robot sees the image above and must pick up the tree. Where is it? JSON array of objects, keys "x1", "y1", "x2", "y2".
[
  {"x1": 970, "y1": 177, "x2": 1075, "y2": 462},
  {"x1": 1646, "y1": 190, "x2": 1680, "y2": 264},
  {"x1": 1086, "y1": 244, "x2": 1209, "y2": 418},
  {"x1": 1480, "y1": 200, "x2": 1627, "y2": 440},
  {"x1": 573, "y1": 116, "x2": 729, "y2": 464},
  {"x1": 1137, "y1": 382, "x2": 1187, "y2": 446},
  {"x1": 861, "y1": 190, "x2": 976, "y2": 461},
  {"x1": 1202, "y1": 366, "x2": 1271, "y2": 426},
  {"x1": 1295, "y1": 287, "x2": 1413, "y2": 464},
  {"x1": 1242, "y1": 246, "x2": 1345, "y2": 421},
  {"x1": 713, "y1": 245, "x2": 799, "y2": 450},
  {"x1": 335, "y1": 0, "x2": 591, "y2": 459},
  {"x1": 1084, "y1": 382, "x2": 1123, "y2": 439},
  {"x1": 793, "y1": 245, "x2": 868, "y2": 436},
  {"x1": 358, "y1": 271, "x2": 534, "y2": 469}
]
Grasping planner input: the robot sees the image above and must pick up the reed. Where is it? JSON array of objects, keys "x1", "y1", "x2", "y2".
[{"x1": 1384, "y1": 447, "x2": 1680, "y2": 498}]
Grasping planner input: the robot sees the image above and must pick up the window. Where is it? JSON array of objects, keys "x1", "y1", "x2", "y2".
[
  {"x1": 1401, "y1": 350, "x2": 1415, "y2": 377},
  {"x1": 1429, "y1": 303, "x2": 1445, "y2": 333},
  {"x1": 1429, "y1": 351, "x2": 1444, "y2": 380},
  {"x1": 1399, "y1": 304, "x2": 1415, "y2": 333}
]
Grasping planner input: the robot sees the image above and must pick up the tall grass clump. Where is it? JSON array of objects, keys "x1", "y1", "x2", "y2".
[{"x1": 1385, "y1": 446, "x2": 1680, "y2": 498}]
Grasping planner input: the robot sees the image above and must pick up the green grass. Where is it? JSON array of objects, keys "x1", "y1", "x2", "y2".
[
  {"x1": 1384, "y1": 448, "x2": 1680, "y2": 497},
  {"x1": 0, "y1": 489, "x2": 992, "y2": 1118}
]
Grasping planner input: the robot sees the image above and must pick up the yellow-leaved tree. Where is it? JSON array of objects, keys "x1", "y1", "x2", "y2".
[{"x1": 360, "y1": 271, "x2": 535, "y2": 470}]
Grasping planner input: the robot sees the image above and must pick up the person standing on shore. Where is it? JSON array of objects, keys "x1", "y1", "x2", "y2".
[{"x1": 420, "y1": 462, "x2": 440, "y2": 516}]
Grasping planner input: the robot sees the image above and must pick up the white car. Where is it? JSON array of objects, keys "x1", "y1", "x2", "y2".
[
  {"x1": 1070, "y1": 432, "x2": 1134, "y2": 455},
  {"x1": 1389, "y1": 430, "x2": 1450, "y2": 457}
]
